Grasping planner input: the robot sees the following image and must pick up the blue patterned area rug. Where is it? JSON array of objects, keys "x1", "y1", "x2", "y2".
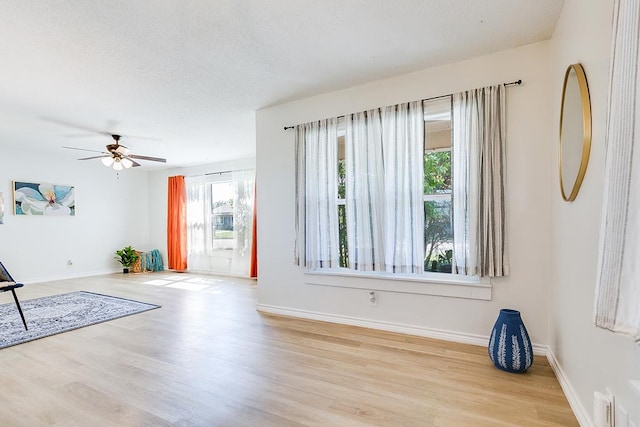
[{"x1": 0, "y1": 291, "x2": 160, "y2": 349}]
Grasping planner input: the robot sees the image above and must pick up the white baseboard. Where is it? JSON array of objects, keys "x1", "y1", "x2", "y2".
[
  {"x1": 26, "y1": 269, "x2": 121, "y2": 284},
  {"x1": 546, "y1": 348, "x2": 593, "y2": 427},
  {"x1": 256, "y1": 303, "x2": 547, "y2": 355}
]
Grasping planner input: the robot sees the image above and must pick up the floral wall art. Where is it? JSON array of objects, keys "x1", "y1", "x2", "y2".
[{"x1": 13, "y1": 181, "x2": 75, "y2": 216}]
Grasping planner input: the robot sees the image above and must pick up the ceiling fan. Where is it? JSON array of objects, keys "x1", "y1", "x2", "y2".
[{"x1": 63, "y1": 134, "x2": 166, "y2": 170}]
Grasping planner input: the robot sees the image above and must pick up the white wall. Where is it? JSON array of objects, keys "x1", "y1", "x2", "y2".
[
  {"x1": 146, "y1": 157, "x2": 255, "y2": 260},
  {"x1": 256, "y1": 42, "x2": 554, "y2": 345},
  {"x1": 0, "y1": 147, "x2": 149, "y2": 282},
  {"x1": 550, "y1": 0, "x2": 640, "y2": 425}
]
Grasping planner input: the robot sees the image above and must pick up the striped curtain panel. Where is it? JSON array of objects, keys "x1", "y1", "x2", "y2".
[
  {"x1": 294, "y1": 119, "x2": 340, "y2": 268},
  {"x1": 345, "y1": 109, "x2": 386, "y2": 271},
  {"x1": 594, "y1": 0, "x2": 640, "y2": 341},
  {"x1": 452, "y1": 85, "x2": 508, "y2": 277}
]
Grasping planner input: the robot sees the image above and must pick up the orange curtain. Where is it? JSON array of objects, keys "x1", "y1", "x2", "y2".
[
  {"x1": 250, "y1": 181, "x2": 258, "y2": 278},
  {"x1": 167, "y1": 175, "x2": 187, "y2": 272}
]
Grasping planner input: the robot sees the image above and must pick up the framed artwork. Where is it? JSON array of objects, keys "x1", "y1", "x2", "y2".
[
  {"x1": 13, "y1": 181, "x2": 75, "y2": 216},
  {"x1": 0, "y1": 192, "x2": 4, "y2": 224}
]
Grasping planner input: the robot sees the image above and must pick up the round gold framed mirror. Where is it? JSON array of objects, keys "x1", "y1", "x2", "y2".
[{"x1": 559, "y1": 63, "x2": 592, "y2": 202}]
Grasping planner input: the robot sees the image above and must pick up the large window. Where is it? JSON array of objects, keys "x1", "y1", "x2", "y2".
[
  {"x1": 335, "y1": 97, "x2": 453, "y2": 275},
  {"x1": 296, "y1": 85, "x2": 507, "y2": 280},
  {"x1": 186, "y1": 170, "x2": 254, "y2": 276}
]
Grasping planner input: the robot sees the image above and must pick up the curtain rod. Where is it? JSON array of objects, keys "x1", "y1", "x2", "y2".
[
  {"x1": 283, "y1": 79, "x2": 522, "y2": 130},
  {"x1": 186, "y1": 167, "x2": 254, "y2": 177}
]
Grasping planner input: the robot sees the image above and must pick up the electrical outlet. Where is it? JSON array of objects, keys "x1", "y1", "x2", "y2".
[
  {"x1": 67, "y1": 259, "x2": 73, "y2": 267},
  {"x1": 368, "y1": 291, "x2": 378, "y2": 307}
]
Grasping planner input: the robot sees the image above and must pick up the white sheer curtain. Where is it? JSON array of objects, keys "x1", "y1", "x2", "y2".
[
  {"x1": 294, "y1": 119, "x2": 340, "y2": 268},
  {"x1": 344, "y1": 101, "x2": 424, "y2": 273},
  {"x1": 381, "y1": 102, "x2": 425, "y2": 273},
  {"x1": 230, "y1": 169, "x2": 255, "y2": 276},
  {"x1": 452, "y1": 85, "x2": 508, "y2": 277},
  {"x1": 594, "y1": 0, "x2": 640, "y2": 341},
  {"x1": 185, "y1": 175, "x2": 212, "y2": 271},
  {"x1": 345, "y1": 109, "x2": 385, "y2": 271}
]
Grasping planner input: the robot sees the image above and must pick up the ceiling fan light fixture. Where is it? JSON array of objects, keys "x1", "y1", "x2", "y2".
[
  {"x1": 112, "y1": 158, "x2": 123, "y2": 171},
  {"x1": 64, "y1": 133, "x2": 166, "y2": 168},
  {"x1": 115, "y1": 145, "x2": 130, "y2": 156},
  {"x1": 121, "y1": 158, "x2": 133, "y2": 169},
  {"x1": 101, "y1": 156, "x2": 114, "y2": 167}
]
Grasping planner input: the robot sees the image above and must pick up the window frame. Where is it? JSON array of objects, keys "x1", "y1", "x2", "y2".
[
  {"x1": 331, "y1": 99, "x2": 464, "y2": 280},
  {"x1": 310, "y1": 100, "x2": 490, "y2": 299}
]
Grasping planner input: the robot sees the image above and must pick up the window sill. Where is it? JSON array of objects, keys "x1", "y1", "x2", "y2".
[{"x1": 304, "y1": 269, "x2": 491, "y2": 301}]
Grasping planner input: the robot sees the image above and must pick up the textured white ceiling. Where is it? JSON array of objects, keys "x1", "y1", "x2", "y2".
[{"x1": 0, "y1": 0, "x2": 564, "y2": 168}]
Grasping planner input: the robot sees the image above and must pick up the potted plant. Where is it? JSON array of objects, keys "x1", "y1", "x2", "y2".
[
  {"x1": 115, "y1": 246, "x2": 140, "y2": 273},
  {"x1": 437, "y1": 249, "x2": 453, "y2": 273}
]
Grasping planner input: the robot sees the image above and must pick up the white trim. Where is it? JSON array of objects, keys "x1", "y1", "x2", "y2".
[
  {"x1": 25, "y1": 269, "x2": 121, "y2": 284},
  {"x1": 256, "y1": 303, "x2": 546, "y2": 355},
  {"x1": 306, "y1": 267, "x2": 489, "y2": 285},
  {"x1": 304, "y1": 270, "x2": 491, "y2": 300},
  {"x1": 546, "y1": 348, "x2": 593, "y2": 427}
]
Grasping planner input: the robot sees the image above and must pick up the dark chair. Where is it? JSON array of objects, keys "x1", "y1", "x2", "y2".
[{"x1": 0, "y1": 262, "x2": 28, "y2": 331}]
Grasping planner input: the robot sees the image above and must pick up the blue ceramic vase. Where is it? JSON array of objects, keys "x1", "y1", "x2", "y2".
[{"x1": 488, "y1": 309, "x2": 533, "y2": 373}]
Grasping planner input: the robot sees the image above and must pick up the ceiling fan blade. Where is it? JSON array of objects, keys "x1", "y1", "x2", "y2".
[
  {"x1": 78, "y1": 155, "x2": 111, "y2": 160},
  {"x1": 63, "y1": 133, "x2": 107, "y2": 138},
  {"x1": 128, "y1": 158, "x2": 142, "y2": 167},
  {"x1": 128, "y1": 154, "x2": 167, "y2": 163},
  {"x1": 121, "y1": 134, "x2": 162, "y2": 141},
  {"x1": 63, "y1": 146, "x2": 107, "y2": 154},
  {"x1": 45, "y1": 118, "x2": 161, "y2": 141}
]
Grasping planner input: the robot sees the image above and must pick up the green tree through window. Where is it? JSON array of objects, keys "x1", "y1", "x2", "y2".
[{"x1": 423, "y1": 151, "x2": 453, "y2": 271}]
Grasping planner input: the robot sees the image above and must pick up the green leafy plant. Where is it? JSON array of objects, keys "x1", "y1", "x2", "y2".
[
  {"x1": 438, "y1": 249, "x2": 453, "y2": 265},
  {"x1": 115, "y1": 246, "x2": 140, "y2": 269},
  {"x1": 436, "y1": 249, "x2": 453, "y2": 273}
]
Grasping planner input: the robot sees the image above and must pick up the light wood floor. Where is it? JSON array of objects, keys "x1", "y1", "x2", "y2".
[{"x1": 0, "y1": 272, "x2": 577, "y2": 426}]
